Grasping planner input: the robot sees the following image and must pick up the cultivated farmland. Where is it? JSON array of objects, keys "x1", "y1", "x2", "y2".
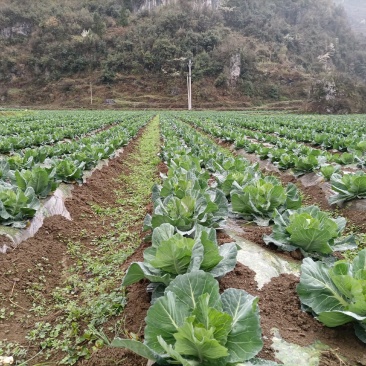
[{"x1": 0, "y1": 110, "x2": 365, "y2": 366}]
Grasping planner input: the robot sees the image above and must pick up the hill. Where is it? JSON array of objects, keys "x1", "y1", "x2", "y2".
[{"x1": 0, "y1": 0, "x2": 366, "y2": 112}]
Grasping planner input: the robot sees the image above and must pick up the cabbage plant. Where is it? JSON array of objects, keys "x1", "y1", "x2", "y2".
[
  {"x1": 319, "y1": 164, "x2": 340, "y2": 181},
  {"x1": 167, "y1": 155, "x2": 202, "y2": 173},
  {"x1": 292, "y1": 154, "x2": 320, "y2": 176},
  {"x1": 0, "y1": 160, "x2": 14, "y2": 182},
  {"x1": 329, "y1": 172, "x2": 366, "y2": 205},
  {"x1": 53, "y1": 159, "x2": 86, "y2": 183},
  {"x1": 263, "y1": 206, "x2": 356, "y2": 255},
  {"x1": 355, "y1": 141, "x2": 366, "y2": 153},
  {"x1": 334, "y1": 152, "x2": 355, "y2": 165},
  {"x1": 152, "y1": 167, "x2": 209, "y2": 201},
  {"x1": 277, "y1": 153, "x2": 296, "y2": 170},
  {"x1": 355, "y1": 152, "x2": 366, "y2": 169},
  {"x1": 15, "y1": 166, "x2": 58, "y2": 198},
  {"x1": 215, "y1": 166, "x2": 261, "y2": 197},
  {"x1": 231, "y1": 176, "x2": 301, "y2": 226},
  {"x1": 0, "y1": 185, "x2": 39, "y2": 227},
  {"x1": 268, "y1": 148, "x2": 287, "y2": 163},
  {"x1": 113, "y1": 271, "x2": 264, "y2": 365},
  {"x1": 257, "y1": 146, "x2": 270, "y2": 160},
  {"x1": 297, "y1": 250, "x2": 366, "y2": 343},
  {"x1": 22, "y1": 148, "x2": 49, "y2": 165},
  {"x1": 123, "y1": 224, "x2": 237, "y2": 295},
  {"x1": 206, "y1": 156, "x2": 252, "y2": 175},
  {"x1": 144, "y1": 189, "x2": 228, "y2": 234}
]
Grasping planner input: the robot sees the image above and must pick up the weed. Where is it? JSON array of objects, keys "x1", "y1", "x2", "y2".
[
  {"x1": 343, "y1": 233, "x2": 366, "y2": 261},
  {"x1": 0, "y1": 341, "x2": 27, "y2": 361}
]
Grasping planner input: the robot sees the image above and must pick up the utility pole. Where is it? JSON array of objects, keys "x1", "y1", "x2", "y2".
[
  {"x1": 90, "y1": 81, "x2": 93, "y2": 105},
  {"x1": 187, "y1": 59, "x2": 192, "y2": 110}
]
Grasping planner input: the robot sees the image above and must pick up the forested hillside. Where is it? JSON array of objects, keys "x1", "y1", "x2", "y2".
[{"x1": 0, "y1": 0, "x2": 366, "y2": 111}]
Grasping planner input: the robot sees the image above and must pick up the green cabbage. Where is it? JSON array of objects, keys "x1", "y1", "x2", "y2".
[
  {"x1": 53, "y1": 159, "x2": 85, "y2": 183},
  {"x1": 329, "y1": 172, "x2": 366, "y2": 205},
  {"x1": 152, "y1": 167, "x2": 209, "y2": 201},
  {"x1": 297, "y1": 250, "x2": 366, "y2": 343},
  {"x1": 231, "y1": 176, "x2": 301, "y2": 226},
  {"x1": 0, "y1": 186, "x2": 40, "y2": 227},
  {"x1": 114, "y1": 271, "x2": 263, "y2": 365},
  {"x1": 263, "y1": 206, "x2": 356, "y2": 255},
  {"x1": 15, "y1": 166, "x2": 58, "y2": 198},
  {"x1": 144, "y1": 189, "x2": 228, "y2": 234},
  {"x1": 123, "y1": 224, "x2": 237, "y2": 294},
  {"x1": 319, "y1": 164, "x2": 340, "y2": 181}
]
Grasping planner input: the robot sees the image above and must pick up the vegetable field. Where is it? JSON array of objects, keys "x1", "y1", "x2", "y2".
[{"x1": 0, "y1": 110, "x2": 365, "y2": 366}]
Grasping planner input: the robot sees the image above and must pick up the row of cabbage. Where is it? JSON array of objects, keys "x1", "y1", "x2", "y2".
[
  {"x1": 0, "y1": 110, "x2": 135, "y2": 152},
  {"x1": 178, "y1": 112, "x2": 366, "y2": 205},
  {"x1": 195, "y1": 113, "x2": 366, "y2": 151},
  {"x1": 116, "y1": 115, "x2": 365, "y2": 366},
  {"x1": 115, "y1": 115, "x2": 273, "y2": 366},
  {"x1": 0, "y1": 111, "x2": 153, "y2": 228},
  {"x1": 179, "y1": 112, "x2": 366, "y2": 169}
]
